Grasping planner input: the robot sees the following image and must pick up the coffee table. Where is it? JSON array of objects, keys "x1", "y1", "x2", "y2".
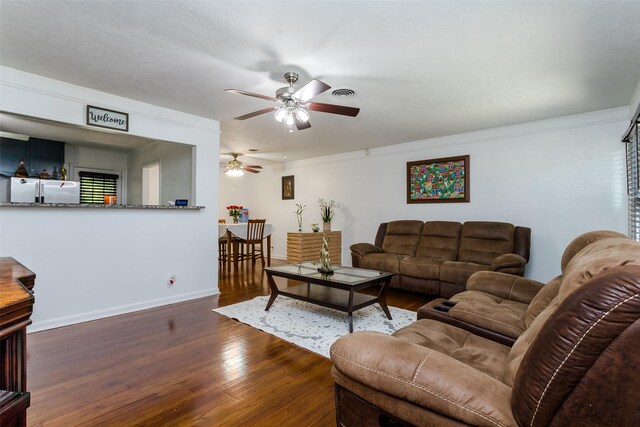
[{"x1": 263, "y1": 262, "x2": 394, "y2": 333}]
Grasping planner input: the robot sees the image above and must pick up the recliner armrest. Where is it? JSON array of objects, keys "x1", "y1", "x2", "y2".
[
  {"x1": 350, "y1": 243, "x2": 384, "y2": 257},
  {"x1": 330, "y1": 331, "x2": 516, "y2": 427},
  {"x1": 491, "y1": 253, "x2": 527, "y2": 275},
  {"x1": 467, "y1": 271, "x2": 544, "y2": 304}
]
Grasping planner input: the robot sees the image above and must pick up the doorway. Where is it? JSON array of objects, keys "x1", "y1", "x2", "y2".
[{"x1": 142, "y1": 161, "x2": 160, "y2": 205}]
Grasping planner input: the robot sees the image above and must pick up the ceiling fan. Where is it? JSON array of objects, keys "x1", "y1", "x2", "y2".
[
  {"x1": 225, "y1": 72, "x2": 360, "y2": 131},
  {"x1": 224, "y1": 153, "x2": 262, "y2": 177}
]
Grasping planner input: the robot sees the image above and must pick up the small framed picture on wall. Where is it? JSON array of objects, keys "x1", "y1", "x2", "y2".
[{"x1": 282, "y1": 175, "x2": 294, "y2": 200}]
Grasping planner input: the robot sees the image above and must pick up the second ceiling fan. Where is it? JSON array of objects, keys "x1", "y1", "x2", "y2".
[{"x1": 225, "y1": 72, "x2": 360, "y2": 131}]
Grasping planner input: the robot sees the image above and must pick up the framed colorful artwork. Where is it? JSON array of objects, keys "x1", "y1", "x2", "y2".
[
  {"x1": 282, "y1": 175, "x2": 295, "y2": 200},
  {"x1": 407, "y1": 155, "x2": 470, "y2": 203}
]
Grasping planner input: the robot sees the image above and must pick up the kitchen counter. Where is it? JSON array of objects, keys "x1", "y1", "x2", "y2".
[{"x1": 0, "y1": 202, "x2": 204, "y2": 210}]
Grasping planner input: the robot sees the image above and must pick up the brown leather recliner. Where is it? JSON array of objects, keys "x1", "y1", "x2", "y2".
[
  {"x1": 417, "y1": 230, "x2": 627, "y2": 346},
  {"x1": 331, "y1": 237, "x2": 640, "y2": 426}
]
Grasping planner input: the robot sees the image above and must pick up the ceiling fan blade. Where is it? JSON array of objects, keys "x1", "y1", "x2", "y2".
[
  {"x1": 295, "y1": 118, "x2": 312, "y2": 130},
  {"x1": 244, "y1": 165, "x2": 263, "y2": 169},
  {"x1": 225, "y1": 89, "x2": 279, "y2": 102},
  {"x1": 293, "y1": 79, "x2": 331, "y2": 102},
  {"x1": 234, "y1": 107, "x2": 277, "y2": 120},
  {"x1": 243, "y1": 167, "x2": 261, "y2": 173},
  {"x1": 308, "y1": 102, "x2": 360, "y2": 117}
]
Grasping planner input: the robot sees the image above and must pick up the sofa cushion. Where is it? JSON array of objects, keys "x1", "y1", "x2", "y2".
[
  {"x1": 416, "y1": 221, "x2": 462, "y2": 260},
  {"x1": 361, "y1": 253, "x2": 406, "y2": 273},
  {"x1": 458, "y1": 222, "x2": 515, "y2": 265},
  {"x1": 559, "y1": 229, "x2": 626, "y2": 272},
  {"x1": 446, "y1": 298, "x2": 528, "y2": 339},
  {"x1": 381, "y1": 220, "x2": 425, "y2": 256},
  {"x1": 439, "y1": 261, "x2": 490, "y2": 285},
  {"x1": 398, "y1": 256, "x2": 443, "y2": 279},
  {"x1": 524, "y1": 275, "x2": 562, "y2": 328},
  {"x1": 392, "y1": 319, "x2": 511, "y2": 381}
]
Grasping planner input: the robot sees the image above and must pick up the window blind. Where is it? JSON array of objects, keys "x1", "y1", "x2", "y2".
[
  {"x1": 626, "y1": 119, "x2": 640, "y2": 241},
  {"x1": 79, "y1": 171, "x2": 119, "y2": 204}
]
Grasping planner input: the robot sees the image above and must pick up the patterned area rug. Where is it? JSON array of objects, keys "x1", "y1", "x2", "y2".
[{"x1": 212, "y1": 295, "x2": 416, "y2": 358}]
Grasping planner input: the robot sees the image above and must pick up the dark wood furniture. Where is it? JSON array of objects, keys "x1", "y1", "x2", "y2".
[
  {"x1": 0, "y1": 257, "x2": 35, "y2": 427},
  {"x1": 239, "y1": 219, "x2": 266, "y2": 267},
  {"x1": 263, "y1": 262, "x2": 393, "y2": 333}
]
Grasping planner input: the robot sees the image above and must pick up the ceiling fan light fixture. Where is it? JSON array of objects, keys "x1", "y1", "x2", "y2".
[
  {"x1": 285, "y1": 110, "x2": 295, "y2": 126},
  {"x1": 274, "y1": 107, "x2": 288, "y2": 122},
  {"x1": 226, "y1": 168, "x2": 244, "y2": 177},
  {"x1": 294, "y1": 107, "x2": 310, "y2": 123}
]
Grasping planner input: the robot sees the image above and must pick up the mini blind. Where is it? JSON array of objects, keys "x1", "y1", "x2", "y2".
[
  {"x1": 625, "y1": 118, "x2": 640, "y2": 241},
  {"x1": 79, "y1": 171, "x2": 118, "y2": 204}
]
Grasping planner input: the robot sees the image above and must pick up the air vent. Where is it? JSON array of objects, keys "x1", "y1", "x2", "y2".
[{"x1": 331, "y1": 88, "x2": 356, "y2": 97}]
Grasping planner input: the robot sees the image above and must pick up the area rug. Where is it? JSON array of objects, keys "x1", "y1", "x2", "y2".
[{"x1": 212, "y1": 295, "x2": 416, "y2": 358}]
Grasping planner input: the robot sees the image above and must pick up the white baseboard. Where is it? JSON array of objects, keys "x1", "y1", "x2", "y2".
[{"x1": 28, "y1": 288, "x2": 219, "y2": 333}]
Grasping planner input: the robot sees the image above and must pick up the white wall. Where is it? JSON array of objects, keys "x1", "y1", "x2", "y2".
[
  {"x1": 127, "y1": 141, "x2": 193, "y2": 205},
  {"x1": 0, "y1": 67, "x2": 220, "y2": 331},
  {"x1": 221, "y1": 107, "x2": 628, "y2": 283}
]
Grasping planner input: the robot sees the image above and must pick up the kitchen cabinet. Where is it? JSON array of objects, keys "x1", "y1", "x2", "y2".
[
  {"x1": 27, "y1": 138, "x2": 65, "y2": 177},
  {"x1": 0, "y1": 137, "x2": 65, "y2": 177},
  {"x1": 0, "y1": 137, "x2": 27, "y2": 176}
]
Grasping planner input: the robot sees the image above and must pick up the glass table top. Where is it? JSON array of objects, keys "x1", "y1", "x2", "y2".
[{"x1": 264, "y1": 262, "x2": 391, "y2": 284}]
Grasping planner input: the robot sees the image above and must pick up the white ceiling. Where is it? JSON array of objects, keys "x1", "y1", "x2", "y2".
[{"x1": 1, "y1": 1, "x2": 639, "y2": 162}]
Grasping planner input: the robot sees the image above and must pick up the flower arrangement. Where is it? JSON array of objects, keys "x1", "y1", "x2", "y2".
[
  {"x1": 318, "y1": 198, "x2": 335, "y2": 222},
  {"x1": 226, "y1": 205, "x2": 243, "y2": 223},
  {"x1": 295, "y1": 202, "x2": 306, "y2": 231}
]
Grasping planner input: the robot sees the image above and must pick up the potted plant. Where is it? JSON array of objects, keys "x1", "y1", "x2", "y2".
[
  {"x1": 319, "y1": 198, "x2": 335, "y2": 232},
  {"x1": 311, "y1": 223, "x2": 319, "y2": 232}
]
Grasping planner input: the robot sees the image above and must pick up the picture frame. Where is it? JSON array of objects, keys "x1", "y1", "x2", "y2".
[
  {"x1": 407, "y1": 155, "x2": 470, "y2": 203},
  {"x1": 282, "y1": 175, "x2": 295, "y2": 200},
  {"x1": 86, "y1": 105, "x2": 129, "y2": 132}
]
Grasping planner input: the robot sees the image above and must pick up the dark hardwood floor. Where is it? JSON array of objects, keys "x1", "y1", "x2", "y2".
[{"x1": 26, "y1": 260, "x2": 431, "y2": 426}]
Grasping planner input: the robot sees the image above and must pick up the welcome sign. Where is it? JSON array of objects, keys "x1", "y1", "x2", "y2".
[{"x1": 86, "y1": 105, "x2": 129, "y2": 132}]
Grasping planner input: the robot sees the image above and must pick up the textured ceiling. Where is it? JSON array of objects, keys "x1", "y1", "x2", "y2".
[{"x1": 1, "y1": 1, "x2": 639, "y2": 162}]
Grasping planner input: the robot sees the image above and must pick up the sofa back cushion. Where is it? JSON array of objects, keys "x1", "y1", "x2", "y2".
[
  {"x1": 457, "y1": 222, "x2": 515, "y2": 265},
  {"x1": 504, "y1": 237, "x2": 640, "y2": 387},
  {"x1": 559, "y1": 229, "x2": 627, "y2": 273},
  {"x1": 381, "y1": 220, "x2": 425, "y2": 256},
  {"x1": 416, "y1": 221, "x2": 462, "y2": 260},
  {"x1": 510, "y1": 265, "x2": 640, "y2": 427}
]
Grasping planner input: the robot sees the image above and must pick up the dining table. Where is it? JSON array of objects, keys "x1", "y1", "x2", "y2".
[{"x1": 219, "y1": 223, "x2": 273, "y2": 271}]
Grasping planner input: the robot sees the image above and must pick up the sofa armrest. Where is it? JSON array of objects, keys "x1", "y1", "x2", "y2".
[
  {"x1": 467, "y1": 271, "x2": 544, "y2": 304},
  {"x1": 491, "y1": 253, "x2": 527, "y2": 275},
  {"x1": 330, "y1": 332, "x2": 516, "y2": 427},
  {"x1": 350, "y1": 243, "x2": 384, "y2": 257}
]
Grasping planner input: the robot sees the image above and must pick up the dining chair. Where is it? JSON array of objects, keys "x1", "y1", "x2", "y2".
[
  {"x1": 218, "y1": 219, "x2": 228, "y2": 268},
  {"x1": 240, "y1": 219, "x2": 266, "y2": 267}
]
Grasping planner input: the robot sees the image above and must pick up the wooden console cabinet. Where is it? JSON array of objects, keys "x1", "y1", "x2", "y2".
[
  {"x1": 0, "y1": 257, "x2": 35, "y2": 427},
  {"x1": 287, "y1": 231, "x2": 342, "y2": 265}
]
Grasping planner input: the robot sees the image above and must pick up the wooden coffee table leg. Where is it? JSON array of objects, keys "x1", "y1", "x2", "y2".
[
  {"x1": 378, "y1": 278, "x2": 393, "y2": 320},
  {"x1": 265, "y1": 273, "x2": 279, "y2": 311}
]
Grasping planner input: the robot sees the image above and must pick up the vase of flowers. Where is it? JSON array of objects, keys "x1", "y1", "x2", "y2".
[
  {"x1": 226, "y1": 205, "x2": 243, "y2": 223},
  {"x1": 319, "y1": 198, "x2": 335, "y2": 232}
]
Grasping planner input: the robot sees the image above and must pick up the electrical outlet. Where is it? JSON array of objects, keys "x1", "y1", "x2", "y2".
[{"x1": 169, "y1": 274, "x2": 176, "y2": 286}]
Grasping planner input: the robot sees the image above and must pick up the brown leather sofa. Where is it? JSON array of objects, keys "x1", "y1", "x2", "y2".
[
  {"x1": 417, "y1": 230, "x2": 627, "y2": 346},
  {"x1": 331, "y1": 236, "x2": 640, "y2": 427},
  {"x1": 350, "y1": 220, "x2": 531, "y2": 298}
]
